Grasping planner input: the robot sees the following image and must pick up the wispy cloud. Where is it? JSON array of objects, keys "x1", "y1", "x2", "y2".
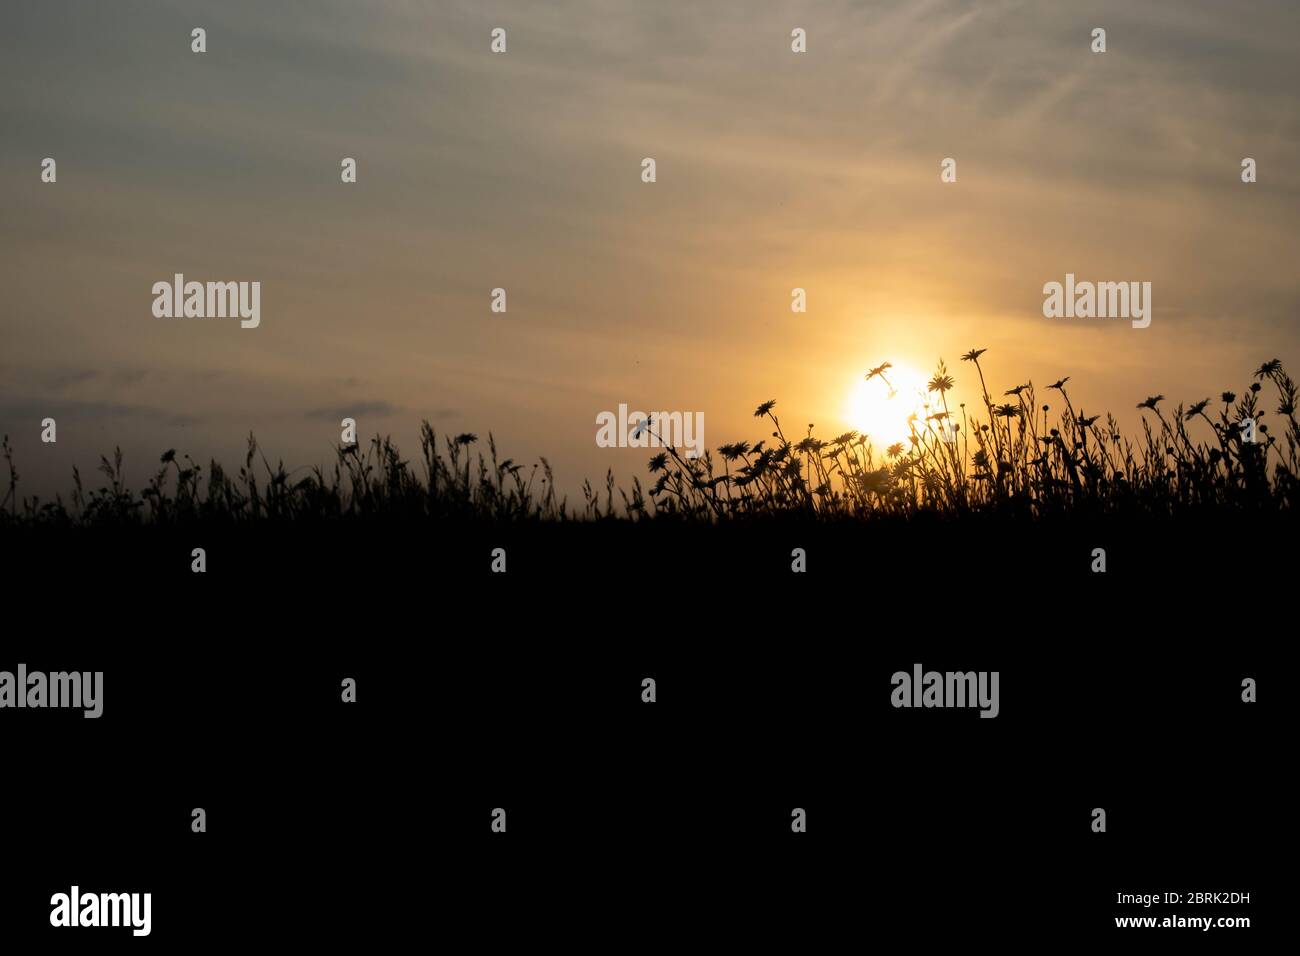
[
  {"x1": 305, "y1": 400, "x2": 400, "y2": 422},
  {"x1": 0, "y1": 0, "x2": 1296, "y2": 498}
]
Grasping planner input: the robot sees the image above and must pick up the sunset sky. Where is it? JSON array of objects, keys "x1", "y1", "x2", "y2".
[{"x1": 3, "y1": 0, "x2": 1297, "y2": 499}]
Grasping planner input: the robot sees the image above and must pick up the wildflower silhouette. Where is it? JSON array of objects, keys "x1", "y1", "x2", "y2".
[
  {"x1": 866, "y1": 362, "x2": 897, "y2": 399},
  {"x1": 1, "y1": 352, "x2": 1297, "y2": 526}
]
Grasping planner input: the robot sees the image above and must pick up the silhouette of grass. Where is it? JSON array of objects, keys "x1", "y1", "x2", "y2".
[{"x1": 2, "y1": 353, "x2": 1297, "y2": 527}]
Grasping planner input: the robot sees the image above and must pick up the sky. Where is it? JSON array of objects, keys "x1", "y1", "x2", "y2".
[{"x1": 2, "y1": 0, "x2": 1298, "y2": 501}]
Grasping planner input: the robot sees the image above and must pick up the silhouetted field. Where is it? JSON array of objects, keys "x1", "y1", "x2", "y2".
[{"x1": 2, "y1": 354, "x2": 1296, "y2": 583}]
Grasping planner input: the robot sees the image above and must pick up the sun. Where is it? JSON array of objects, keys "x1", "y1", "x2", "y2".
[{"x1": 845, "y1": 363, "x2": 933, "y2": 448}]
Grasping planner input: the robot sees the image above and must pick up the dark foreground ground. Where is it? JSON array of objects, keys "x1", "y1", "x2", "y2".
[{"x1": 0, "y1": 513, "x2": 1286, "y2": 948}]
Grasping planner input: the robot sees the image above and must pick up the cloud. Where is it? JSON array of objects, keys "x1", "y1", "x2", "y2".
[
  {"x1": 0, "y1": 0, "x2": 1296, "y2": 501},
  {"x1": 26, "y1": 368, "x2": 100, "y2": 392},
  {"x1": 0, "y1": 397, "x2": 204, "y2": 428},
  {"x1": 305, "y1": 400, "x2": 400, "y2": 422},
  {"x1": 110, "y1": 368, "x2": 157, "y2": 387}
]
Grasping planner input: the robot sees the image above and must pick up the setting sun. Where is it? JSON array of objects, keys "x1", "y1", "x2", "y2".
[{"x1": 845, "y1": 363, "x2": 933, "y2": 448}]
